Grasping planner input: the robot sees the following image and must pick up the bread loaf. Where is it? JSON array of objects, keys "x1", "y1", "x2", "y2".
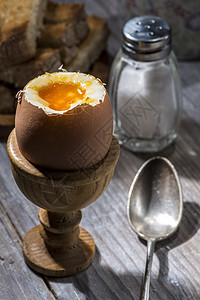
[
  {"x1": 0, "y1": 48, "x2": 61, "y2": 88},
  {"x1": 38, "y1": 2, "x2": 89, "y2": 71},
  {"x1": 60, "y1": 46, "x2": 78, "y2": 66},
  {"x1": 38, "y1": 22, "x2": 78, "y2": 65},
  {"x1": 0, "y1": 0, "x2": 47, "y2": 68},
  {"x1": 45, "y1": 2, "x2": 89, "y2": 42},
  {"x1": 67, "y1": 16, "x2": 109, "y2": 73},
  {"x1": 0, "y1": 2, "x2": 108, "y2": 89},
  {"x1": 38, "y1": 23, "x2": 78, "y2": 48},
  {"x1": 0, "y1": 85, "x2": 16, "y2": 114}
]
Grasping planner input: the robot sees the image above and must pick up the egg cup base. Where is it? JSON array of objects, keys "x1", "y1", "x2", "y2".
[{"x1": 22, "y1": 224, "x2": 95, "y2": 277}]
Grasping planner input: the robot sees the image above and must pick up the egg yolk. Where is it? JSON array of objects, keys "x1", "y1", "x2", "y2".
[{"x1": 38, "y1": 82, "x2": 86, "y2": 111}]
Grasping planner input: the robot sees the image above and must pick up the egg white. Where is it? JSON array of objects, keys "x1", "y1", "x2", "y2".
[{"x1": 23, "y1": 72, "x2": 106, "y2": 115}]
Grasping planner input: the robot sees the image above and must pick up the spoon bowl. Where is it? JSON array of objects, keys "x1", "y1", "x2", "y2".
[{"x1": 128, "y1": 156, "x2": 183, "y2": 300}]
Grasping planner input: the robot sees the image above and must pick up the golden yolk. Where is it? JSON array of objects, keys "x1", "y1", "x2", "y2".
[{"x1": 38, "y1": 82, "x2": 86, "y2": 111}]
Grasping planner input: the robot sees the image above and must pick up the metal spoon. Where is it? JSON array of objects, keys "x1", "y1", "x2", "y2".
[{"x1": 127, "y1": 156, "x2": 183, "y2": 300}]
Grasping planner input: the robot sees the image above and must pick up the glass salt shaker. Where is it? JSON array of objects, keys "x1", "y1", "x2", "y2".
[{"x1": 108, "y1": 16, "x2": 182, "y2": 153}]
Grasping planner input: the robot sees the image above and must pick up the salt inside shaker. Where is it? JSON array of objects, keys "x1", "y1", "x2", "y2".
[{"x1": 108, "y1": 16, "x2": 182, "y2": 153}]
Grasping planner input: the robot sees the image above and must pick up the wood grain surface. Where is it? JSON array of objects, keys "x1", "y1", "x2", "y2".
[{"x1": 1, "y1": 1, "x2": 200, "y2": 299}]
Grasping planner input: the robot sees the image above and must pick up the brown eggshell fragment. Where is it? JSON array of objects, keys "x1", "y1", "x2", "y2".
[{"x1": 15, "y1": 91, "x2": 113, "y2": 170}]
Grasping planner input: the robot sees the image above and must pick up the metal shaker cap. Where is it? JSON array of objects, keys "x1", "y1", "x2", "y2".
[{"x1": 122, "y1": 16, "x2": 171, "y2": 62}]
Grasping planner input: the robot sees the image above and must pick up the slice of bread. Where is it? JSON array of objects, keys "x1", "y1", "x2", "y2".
[
  {"x1": 45, "y1": 2, "x2": 89, "y2": 43},
  {"x1": 0, "y1": 114, "x2": 15, "y2": 126},
  {"x1": 67, "y1": 16, "x2": 109, "y2": 73},
  {"x1": 0, "y1": 48, "x2": 61, "y2": 88},
  {"x1": 0, "y1": 85, "x2": 16, "y2": 114},
  {"x1": 38, "y1": 22, "x2": 78, "y2": 48},
  {"x1": 38, "y1": 3, "x2": 89, "y2": 71},
  {"x1": 60, "y1": 46, "x2": 78, "y2": 66},
  {"x1": 38, "y1": 23, "x2": 78, "y2": 66},
  {"x1": 45, "y1": 2, "x2": 86, "y2": 25},
  {"x1": 0, "y1": 0, "x2": 47, "y2": 68},
  {"x1": 91, "y1": 52, "x2": 110, "y2": 83}
]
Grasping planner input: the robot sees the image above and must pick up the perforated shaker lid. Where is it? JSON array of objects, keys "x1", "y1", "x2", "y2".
[{"x1": 122, "y1": 16, "x2": 171, "y2": 61}]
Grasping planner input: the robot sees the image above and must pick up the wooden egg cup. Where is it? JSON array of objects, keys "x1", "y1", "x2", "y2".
[{"x1": 7, "y1": 130, "x2": 120, "y2": 277}]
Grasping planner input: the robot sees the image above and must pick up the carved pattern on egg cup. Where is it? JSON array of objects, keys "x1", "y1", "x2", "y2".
[{"x1": 7, "y1": 129, "x2": 120, "y2": 277}]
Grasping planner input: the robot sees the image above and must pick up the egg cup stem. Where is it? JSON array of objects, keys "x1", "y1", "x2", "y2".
[
  {"x1": 7, "y1": 129, "x2": 120, "y2": 277},
  {"x1": 22, "y1": 209, "x2": 95, "y2": 277},
  {"x1": 38, "y1": 209, "x2": 82, "y2": 250}
]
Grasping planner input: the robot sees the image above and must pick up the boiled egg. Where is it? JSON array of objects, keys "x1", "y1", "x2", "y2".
[{"x1": 15, "y1": 72, "x2": 113, "y2": 170}]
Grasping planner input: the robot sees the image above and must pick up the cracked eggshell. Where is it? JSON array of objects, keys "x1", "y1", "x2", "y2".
[{"x1": 15, "y1": 72, "x2": 113, "y2": 170}]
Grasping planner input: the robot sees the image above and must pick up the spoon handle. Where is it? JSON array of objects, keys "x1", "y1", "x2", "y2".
[{"x1": 140, "y1": 239, "x2": 155, "y2": 300}]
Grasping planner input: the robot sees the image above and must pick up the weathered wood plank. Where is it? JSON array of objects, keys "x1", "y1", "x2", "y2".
[
  {"x1": 0, "y1": 201, "x2": 55, "y2": 300},
  {"x1": 0, "y1": 0, "x2": 200, "y2": 298},
  {"x1": 0, "y1": 61, "x2": 200, "y2": 299}
]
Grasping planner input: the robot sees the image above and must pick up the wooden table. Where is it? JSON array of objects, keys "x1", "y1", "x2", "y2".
[{"x1": 1, "y1": 1, "x2": 200, "y2": 300}]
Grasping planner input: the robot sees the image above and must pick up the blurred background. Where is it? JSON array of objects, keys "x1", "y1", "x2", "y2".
[
  {"x1": 0, "y1": 0, "x2": 200, "y2": 138},
  {"x1": 65, "y1": 0, "x2": 200, "y2": 60}
]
